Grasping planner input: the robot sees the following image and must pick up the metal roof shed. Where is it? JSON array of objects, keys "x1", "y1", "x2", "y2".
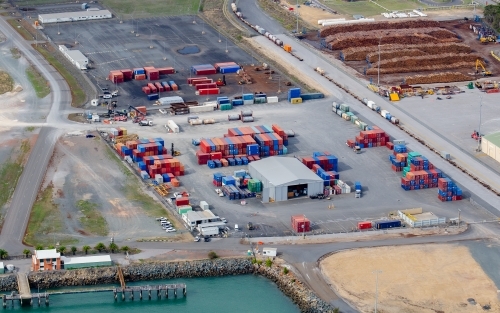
[
  {"x1": 61, "y1": 255, "x2": 112, "y2": 269},
  {"x1": 248, "y1": 157, "x2": 323, "y2": 203},
  {"x1": 481, "y1": 132, "x2": 500, "y2": 163}
]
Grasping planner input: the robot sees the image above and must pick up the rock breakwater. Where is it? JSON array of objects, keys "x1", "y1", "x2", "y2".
[{"x1": 0, "y1": 275, "x2": 17, "y2": 292}]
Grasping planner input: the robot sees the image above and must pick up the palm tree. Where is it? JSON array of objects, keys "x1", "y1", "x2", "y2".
[
  {"x1": 82, "y1": 245, "x2": 91, "y2": 255},
  {"x1": 121, "y1": 246, "x2": 130, "y2": 254},
  {"x1": 108, "y1": 243, "x2": 118, "y2": 253},
  {"x1": 58, "y1": 246, "x2": 66, "y2": 256},
  {"x1": 71, "y1": 246, "x2": 77, "y2": 255},
  {"x1": 0, "y1": 249, "x2": 8, "y2": 260},
  {"x1": 48, "y1": 245, "x2": 55, "y2": 250},
  {"x1": 94, "y1": 242, "x2": 106, "y2": 252},
  {"x1": 35, "y1": 244, "x2": 44, "y2": 250},
  {"x1": 23, "y1": 249, "x2": 31, "y2": 258}
]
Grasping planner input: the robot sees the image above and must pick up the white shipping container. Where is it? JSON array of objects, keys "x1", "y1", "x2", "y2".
[
  {"x1": 200, "y1": 201, "x2": 209, "y2": 210},
  {"x1": 158, "y1": 96, "x2": 184, "y2": 105},
  {"x1": 155, "y1": 174, "x2": 163, "y2": 184},
  {"x1": 167, "y1": 120, "x2": 179, "y2": 133},
  {"x1": 267, "y1": 96, "x2": 279, "y2": 103},
  {"x1": 367, "y1": 100, "x2": 375, "y2": 109},
  {"x1": 381, "y1": 110, "x2": 390, "y2": 118},
  {"x1": 189, "y1": 105, "x2": 214, "y2": 113},
  {"x1": 199, "y1": 226, "x2": 219, "y2": 237},
  {"x1": 318, "y1": 18, "x2": 345, "y2": 25}
]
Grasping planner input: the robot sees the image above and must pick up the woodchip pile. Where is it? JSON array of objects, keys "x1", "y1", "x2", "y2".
[
  {"x1": 372, "y1": 53, "x2": 481, "y2": 69},
  {"x1": 319, "y1": 19, "x2": 439, "y2": 37},
  {"x1": 324, "y1": 28, "x2": 459, "y2": 50},
  {"x1": 366, "y1": 61, "x2": 474, "y2": 75},
  {"x1": 405, "y1": 72, "x2": 473, "y2": 84},
  {"x1": 365, "y1": 43, "x2": 472, "y2": 62}
]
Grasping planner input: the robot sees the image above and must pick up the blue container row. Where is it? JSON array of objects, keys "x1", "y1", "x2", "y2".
[
  {"x1": 222, "y1": 185, "x2": 256, "y2": 200},
  {"x1": 217, "y1": 97, "x2": 230, "y2": 105},
  {"x1": 140, "y1": 171, "x2": 149, "y2": 179},
  {"x1": 147, "y1": 94, "x2": 159, "y2": 101},
  {"x1": 232, "y1": 99, "x2": 244, "y2": 106},
  {"x1": 134, "y1": 69, "x2": 145, "y2": 75},
  {"x1": 288, "y1": 88, "x2": 301, "y2": 98},
  {"x1": 375, "y1": 220, "x2": 401, "y2": 229},
  {"x1": 438, "y1": 187, "x2": 462, "y2": 196},
  {"x1": 401, "y1": 184, "x2": 435, "y2": 190},
  {"x1": 394, "y1": 144, "x2": 407, "y2": 153},
  {"x1": 222, "y1": 176, "x2": 235, "y2": 185},
  {"x1": 300, "y1": 93, "x2": 324, "y2": 100},
  {"x1": 213, "y1": 172, "x2": 223, "y2": 181},
  {"x1": 242, "y1": 94, "x2": 254, "y2": 100},
  {"x1": 219, "y1": 65, "x2": 240, "y2": 74}
]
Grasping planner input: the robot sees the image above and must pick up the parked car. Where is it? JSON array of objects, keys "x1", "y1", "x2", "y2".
[
  {"x1": 194, "y1": 236, "x2": 200, "y2": 242},
  {"x1": 204, "y1": 236, "x2": 210, "y2": 242},
  {"x1": 165, "y1": 228, "x2": 177, "y2": 233},
  {"x1": 220, "y1": 217, "x2": 227, "y2": 223},
  {"x1": 247, "y1": 222, "x2": 254, "y2": 230}
]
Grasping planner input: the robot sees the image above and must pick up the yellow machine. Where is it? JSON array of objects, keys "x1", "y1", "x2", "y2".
[
  {"x1": 480, "y1": 36, "x2": 496, "y2": 43},
  {"x1": 476, "y1": 59, "x2": 492, "y2": 76}
]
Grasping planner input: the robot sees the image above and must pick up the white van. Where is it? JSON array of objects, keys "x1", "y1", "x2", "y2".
[{"x1": 234, "y1": 224, "x2": 239, "y2": 231}]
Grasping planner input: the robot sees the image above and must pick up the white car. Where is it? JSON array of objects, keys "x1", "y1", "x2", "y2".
[
  {"x1": 165, "y1": 228, "x2": 177, "y2": 233},
  {"x1": 155, "y1": 217, "x2": 165, "y2": 221},
  {"x1": 220, "y1": 218, "x2": 227, "y2": 223},
  {"x1": 194, "y1": 236, "x2": 200, "y2": 242}
]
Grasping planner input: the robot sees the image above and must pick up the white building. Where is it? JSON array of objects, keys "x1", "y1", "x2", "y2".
[
  {"x1": 182, "y1": 210, "x2": 225, "y2": 231},
  {"x1": 58, "y1": 45, "x2": 88, "y2": 70},
  {"x1": 61, "y1": 255, "x2": 112, "y2": 269},
  {"x1": 38, "y1": 10, "x2": 112, "y2": 24}
]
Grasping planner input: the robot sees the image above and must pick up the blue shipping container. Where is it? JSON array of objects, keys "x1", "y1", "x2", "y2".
[
  {"x1": 375, "y1": 220, "x2": 401, "y2": 229},
  {"x1": 147, "y1": 94, "x2": 159, "y2": 101},
  {"x1": 300, "y1": 93, "x2": 325, "y2": 100}
]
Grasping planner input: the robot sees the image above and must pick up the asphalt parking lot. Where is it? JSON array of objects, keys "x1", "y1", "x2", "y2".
[
  {"x1": 114, "y1": 98, "x2": 495, "y2": 237},
  {"x1": 41, "y1": 15, "x2": 266, "y2": 106}
]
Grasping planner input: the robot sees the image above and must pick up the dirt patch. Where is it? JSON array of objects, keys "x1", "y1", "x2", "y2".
[
  {"x1": 283, "y1": 1, "x2": 337, "y2": 28},
  {"x1": 321, "y1": 244, "x2": 500, "y2": 313},
  {"x1": 150, "y1": 249, "x2": 244, "y2": 262},
  {"x1": 0, "y1": 71, "x2": 14, "y2": 95}
]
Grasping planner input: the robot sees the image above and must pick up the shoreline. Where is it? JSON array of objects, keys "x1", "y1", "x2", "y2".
[{"x1": 0, "y1": 258, "x2": 336, "y2": 313}]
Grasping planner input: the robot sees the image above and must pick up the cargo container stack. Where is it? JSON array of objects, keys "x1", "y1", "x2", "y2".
[
  {"x1": 248, "y1": 179, "x2": 262, "y2": 192},
  {"x1": 242, "y1": 94, "x2": 254, "y2": 105},
  {"x1": 288, "y1": 88, "x2": 302, "y2": 104},
  {"x1": 144, "y1": 67, "x2": 159, "y2": 80},
  {"x1": 161, "y1": 82, "x2": 171, "y2": 91},
  {"x1": 218, "y1": 97, "x2": 232, "y2": 111},
  {"x1": 168, "y1": 81, "x2": 179, "y2": 91},
  {"x1": 155, "y1": 82, "x2": 164, "y2": 92},
  {"x1": 254, "y1": 133, "x2": 284, "y2": 156},
  {"x1": 120, "y1": 69, "x2": 133, "y2": 81},
  {"x1": 291, "y1": 215, "x2": 310, "y2": 233},
  {"x1": 191, "y1": 64, "x2": 217, "y2": 75},
  {"x1": 232, "y1": 98, "x2": 244, "y2": 106},
  {"x1": 437, "y1": 178, "x2": 462, "y2": 201},
  {"x1": 254, "y1": 93, "x2": 267, "y2": 104},
  {"x1": 133, "y1": 68, "x2": 146, "y2": 80},
  {"x1": 213, "y1": 172, "x2": 223, "y2": 186},
  {"x1": 347, "y1": 127, "x2": 389, "y2": 149},
  {"x1": 109, "y1": 71, "x2": 124, "y2": 84}
]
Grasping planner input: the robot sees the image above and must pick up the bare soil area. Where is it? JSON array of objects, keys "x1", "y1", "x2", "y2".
[
  {"x1": 42, "y1": 133, "x2": 176, "y2": 246},
  {"x1": 321, "y1": 244, "x2": 500, "y2": 313}
]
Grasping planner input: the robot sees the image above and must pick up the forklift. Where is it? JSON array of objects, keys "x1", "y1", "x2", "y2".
[
  {"x1": 471, "y1": 130, "x2": 482, "y2": 141},
  {"x1": 216, "y1": 75, "x2": 226, "y2": 86}
]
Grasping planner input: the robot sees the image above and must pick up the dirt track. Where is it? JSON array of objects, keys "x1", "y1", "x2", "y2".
[{"x1": 321, "y1": 244, "x2": 500, "y2": 313}]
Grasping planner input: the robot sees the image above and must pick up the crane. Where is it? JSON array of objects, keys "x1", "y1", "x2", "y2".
[
  {"x1": 476, "y1": 59, "x2": 492, "y2": 76},
  {"x1": 129, "y1": 105, "x2": 146, "y2": 122}
]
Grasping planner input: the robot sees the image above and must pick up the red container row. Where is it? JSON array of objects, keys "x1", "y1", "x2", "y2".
[
  {"x1": 195, "y1": 69, "x2": 217, "y2": 75},
  {"x1": 191, "y1": 79, "x2": 213, "y2": 86},
  {"x1": 148, "y1": 83, "x2": 157, "y2": 93},
  {"x1": 171, "y1": 83, "x2": 179, "y2": 91},
  {"x1": 142, "y1": 86, "x2": 151, "y2": 94},
  {"x1": 155, "y1": 82, "x2": 164, "y2": 92},
  {"x1": 199, "y1": 88, "x2": 219, "y2": 95},
  {"x1": 438, "y1": 195, "x2": 462, "y2": 201},
  {"x1": 196, "y1": 83, "x2": 217, "y2": 90},
  {"x1": 157, "y1": 67, "x2": 175, "y2": 75},
  {"x1": 199, "y1": 135, "x2": 257, "y2": 154},
  {"x1": 188, "y1": 77, "x2": 207, "y2": 84},
  {"x1": 120, "y1": 69, "x2": 133, "y2": 80}
]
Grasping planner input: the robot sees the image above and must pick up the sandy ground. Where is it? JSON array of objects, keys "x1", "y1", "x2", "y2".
[
  {"x1": 321, "y1": 244, "x2": 500, "y2": 313},
  {"x1": 283, "y1": 1, "x2": 338, "y2": 27}
]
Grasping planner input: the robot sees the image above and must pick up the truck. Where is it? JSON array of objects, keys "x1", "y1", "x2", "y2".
[
  {"x1": 355, "y1": 181, "x2": 362, "y2": 198},
  {"x1": 139, "y1": 120, "x2": 153, "y2": 126},
  {"x1": 199, "y1": 226, "x2": 219, "y2": 237}
]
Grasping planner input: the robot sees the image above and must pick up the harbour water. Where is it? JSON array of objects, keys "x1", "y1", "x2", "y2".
[{"x1": 10, "y1": 275, "x2": 300, "y2": 312}]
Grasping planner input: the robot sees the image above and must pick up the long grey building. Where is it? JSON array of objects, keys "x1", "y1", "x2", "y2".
[
  {"x1": 38, "y1": 10, "x2": 112, "y2": 24},
  {"x1": 248, "y1": 157, "x2": 323, "y2": 203}
]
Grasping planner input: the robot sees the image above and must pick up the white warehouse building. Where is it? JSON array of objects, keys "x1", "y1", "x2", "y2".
[
  {"x1": 58, "y1": 45, "x2": 88, "y2": 70},
  {"x1": 248, "y1": 157, "x2": 324, "y2": 203},
  {"x1": 38, "y1": 10, "x2": 112, "y2": 24}
]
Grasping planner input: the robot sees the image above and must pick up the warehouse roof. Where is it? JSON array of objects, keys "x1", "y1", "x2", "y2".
[
  {"x1": 39, "y1": 10, "x2": 112, "y2": 21},
  {"x1": 249, "y1": 157, "x2": 323, "y2": 186},
  {"x1": 61, "y1": 255, "x2": 111, "y2": 265},
  {"x1": 34, "y1": 249, "x2": 60, "y2": 260},
  {"x1": 483, "y1": 132, "x2": 500, "y2": 148},
  {"x1": 59, "y1": 46, "x2": 87, "y2": 63}
]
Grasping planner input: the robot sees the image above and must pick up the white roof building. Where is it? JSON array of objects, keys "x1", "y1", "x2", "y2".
[
  {"x1": 61, "y1": 255, "x2": 112, "y2": 269},
  {"x1": 34, "y1": 249, "x2": 60, "y2": 260},
  {"x1": 58, "y1": 45, "x2": 88, "y2": 70},
  {"x1": 38, "y1": 10, "x2": 112, "y2": 24}
]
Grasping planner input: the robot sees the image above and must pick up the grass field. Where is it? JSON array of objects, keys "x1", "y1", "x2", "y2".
[
  {"x1": 0, "y1": 140, "x2": 30, "y2": 212},
  {"x1": 76, "y1": 200, "x2": 109, "y2": 236},
  {"x1": 102, "y1": 0, "x2": 201, "y2": 19},
  {"x1": 320, "y1": 0, "x2": 425, "y2": 16},
  {"x1": 26, "y1": 65, "x2": 50, "y2": 98},
  {"x1": 7, "y1": 19, "x2": 33, "y2": 41},
  {"x1": 33, "y1": 44, "x2": 85, "y2": 107}
]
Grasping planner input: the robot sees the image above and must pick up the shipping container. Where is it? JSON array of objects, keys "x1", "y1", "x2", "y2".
[
  {"x1": 147, "y1": 93, "x2": 159, "y2": 101},
  {"x1": 357, "y1": 221, "x2": 372, "y2": 230},
  {"x1": 167, "y1": 120, "x2": 179, "y2": 133},
  {"x1": 199, "y1": 88, "x2": 220, "y2": 95},
  {"x1": 375, "y1": 220, "x2": 401, "y2": 229}
]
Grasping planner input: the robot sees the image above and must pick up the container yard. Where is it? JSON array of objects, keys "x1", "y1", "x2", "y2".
[{"x1": 40, "y1": 15, "x2": 299, "y2": 110}]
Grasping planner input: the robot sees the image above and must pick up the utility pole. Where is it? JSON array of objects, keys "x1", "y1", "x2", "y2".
[
  {"x1": 477, "y1": 96, "x2": 483, "y2": 152},
  {"x1": 373, "y1": 270, "x2": 382, "y2": 313},
  {"x1": 458, "y1": 209, "x2": 461, "y2": 228}
]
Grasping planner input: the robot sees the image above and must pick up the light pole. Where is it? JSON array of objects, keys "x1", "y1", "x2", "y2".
[
  {"x1": 302, "y1": 214, "x2": 306, "y2": 239},
  {"x1": 296, "y1": 0, "x2": 299, "y2": 34},
  {"x1": 477, "y1": 96, "x2": 483, "y2": 152},
  {"x1": 377, "y1": 37, "x2": 382, "y2": 86},
  {"x1": 373, "y1": 270, "x2": 382, "y2": 313},
  {"x1": 458, "y1": 209, "x2": 461, "y2": 228}
]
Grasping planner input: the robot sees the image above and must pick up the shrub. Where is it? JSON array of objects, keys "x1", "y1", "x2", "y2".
[
  {"x1": 283, "y1": 267, "x2": 289, "y2": 274},
  {"x1": 208, "y1": 251, "x2": 218, "y2": 259},
  {"x1": 265, "y1": 258, "x2": 273, "y2": 267}
]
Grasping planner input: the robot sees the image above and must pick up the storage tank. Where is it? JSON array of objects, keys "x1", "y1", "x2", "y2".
[
  {"x1": 189, "y1": 119, "x2": 203, "y2": 126},
  {"x1": 242, "y1": 116, "x2": 254, "y2": 123},
  {"x1": 228, "y1": 114, "x2": 240, "y2": 121},
  {"x1": 203, "y1": 119, "x2": 216, "y2": 124},
  {"x1": 240, "y1": 110, "x2": 253, "y2": 117}
]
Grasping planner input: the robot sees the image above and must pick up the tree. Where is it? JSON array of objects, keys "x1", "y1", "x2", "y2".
[
  {"x1": 121, "y1": 246, "x2": 130, "y2": 254},
  {"x1": 0, "y1": 249, "x2": 8, "y2": 260},
  {"x1": 71, "y1": 246, "x2": 78, "y2": 255},
  {"x1": 48, "y1": 245, "x2": 55, "y2": 249},
  {"x1": 58, "y1": 246, "x2": 66, "y2": 256},
  {"x1": 109, "y1": 243, "x2": 118, "y2": 253},
  {"x1": 94, "y1": 242, "x2": 106, "y2": 252},
  {"x1": 82, "y1": 245, "x2": 91, "y2": 255},
  {"x1": 35, "y1": 244, "x2": 44, "y2": 250},
  {"x1": 23, "y1": 249, "x2": 31, "y2": 258},
  {"x1": 208, "y1": 251, "x2": 218, "y2": 259},
  {"x1": 265, "y1": 258, "x2": 273, "y2": 267}
]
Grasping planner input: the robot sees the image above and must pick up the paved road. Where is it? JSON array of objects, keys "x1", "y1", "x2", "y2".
[{"x1": 0, "y1": 17, "x2": 71, "y2": 254}]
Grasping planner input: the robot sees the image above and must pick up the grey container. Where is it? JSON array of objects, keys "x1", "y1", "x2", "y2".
[
  {"x1": 228, "y1": 114, "x2": 240, "y2": 121},
  {"x1": 187, "y1": 116, "x2": 199, "y2": 122},
  {"x1": 242, "y1": 116, "x2": 254, "y2": 123},
  {"x1": 390, "y1": 117, "x2": 399, "y2": 124},
  {"x1": 441, "y1": 151, "x2": 451, "y2": 160},
  {"x1": 240, "y1": 110, "x2": 253, "y2": 117},
  {"x1": 285, "y1": 129, "x2": 295, "y2": 137},
  {"x1": 243, "y1": 99, "x2": 254, "y2": 105},
  {"x1": 336, "y1": 109, "x2": 343, "y2": 116},
  {"x1": 393, "y1": 139, "x2": 405, "y2": 145}
]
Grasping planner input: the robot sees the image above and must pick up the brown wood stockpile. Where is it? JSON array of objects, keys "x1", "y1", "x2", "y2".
[
  {"x1": 341, "y1": 42, "x2": 471, "y2": 61},
  {"x1": 365, "y1": 43, "x2": 472, "y2": 62},
  {"x1": 366, "y1": 61, "x2": 473, "y2": 74},
  {"x1": 319, "y1": 19, "x2": 439, "y2": 37},
  {"x1": 405, "y1": 72, "x2": 473, "y2": 84},
  {"x1": 325, "y1": 28, "x2": 458, "y2": 50},
  {"x1": 373, "y1": 53, "x2": 481, "y2": 69}
]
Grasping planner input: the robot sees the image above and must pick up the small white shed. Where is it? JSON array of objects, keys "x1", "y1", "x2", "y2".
[{"x1": 262, "y1": 247, "x2": 277, "y2": 257}]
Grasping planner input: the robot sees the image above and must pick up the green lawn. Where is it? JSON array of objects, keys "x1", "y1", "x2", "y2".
[
  {"x1": 101, "y1": 0, "x2": 201, "y2": 19},
  {"x1": 77, "y1": 200, "x2": 109, "y2": 236},
  {"x1": 0, "y1": 140, "x2": 30, "y2": 212},
  {"x1": 33, "y1": 44, "x2": 85, "y2": 107},
  {"x1": 26, "y1": 65, "x2": 50, "y2": 98},
  {"x1": 320, "y1": 0, "x2": 426, "y2": 16}
]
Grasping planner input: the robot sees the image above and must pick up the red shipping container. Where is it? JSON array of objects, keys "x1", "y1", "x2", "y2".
[
  {"x1": 191, "y1": 79, "x2": 213, "y2": 86},
  {"x1": 120, "y1": 69, "x2": 133, "y2": 80},
  {"x1": 157, "y1": 67, "x2": 175, "y2": 75},
  {"x1": 135, "y1": 74, "x2": 146, "y2": 80},
  {"x1": 155, "y1": 82, "x2": 164, "y2": 92},
  {"x1": 210, "y1": 152, "x2": 222, "y2": 160},
  {"x1": 357, "y1": 221, "x2": 372, "y2": 230},
  {"x1": 175, "y1": 197, "x2": 189, "y2": 206},
  {"x1": 196, "y1": 83, "x2": 217, "y2": 90},
  {"x1": 195, "y1": 68, "x2": 217, "y2": 75},
  {"x1": 148, "y1": 83, "x2": 158, "y2": 93},
  {"x1": 291, "y1": 214, "x2": 306, "y2": 224},
  {"x1": 170, "y1": 84, "x2": 179, "y2": 91},
  {"x1": 199, "y1": 88, "x2": 220, "y2": 95},
  {"x1": 142, "y1": 86, "x2": 151, "y2": 94},
  {"x1": 293, "y1": 219, "x2": 310, "y2": 233},
  {"x1": 188, "y1": 77, "x2": 208, "y2": 84}
]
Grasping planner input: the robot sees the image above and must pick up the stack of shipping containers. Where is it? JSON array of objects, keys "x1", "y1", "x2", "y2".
[
  {"x1": 437, "y1": 177, "x2": 462, "y2": 201},
  {"x1": 291, "y1": 215, "x2": 310, "y2": 233},
  {"x1": 191, "y1": 64, "x2": 217, "y2": 75}
]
